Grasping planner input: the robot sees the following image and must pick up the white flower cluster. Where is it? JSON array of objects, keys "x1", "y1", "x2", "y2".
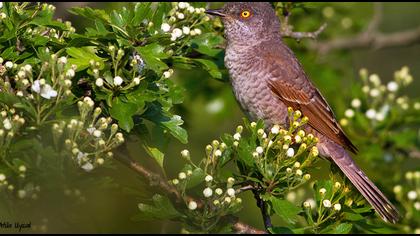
[
  {"x1": 54, "y1": 97, "x2": 124, "y2": 172},
  {"x1": 343, "y1": 67, "x2": 416, "y2": 126},
  {"x1": 0, "y1": 108, "x2": 25, "y2": 152},
  {"x1": 160, "y1": 2, "x2": 207, "y2": 41}
]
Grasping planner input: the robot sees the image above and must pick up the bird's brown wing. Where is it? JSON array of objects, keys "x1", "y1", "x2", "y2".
[{"x1": 258, "y1": 42, "x2": 358, "y2": 154}]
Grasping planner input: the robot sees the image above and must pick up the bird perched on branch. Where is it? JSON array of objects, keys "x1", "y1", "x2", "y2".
[{"x1": 206, "y1": 2, "x2": 399, "y2": 223}]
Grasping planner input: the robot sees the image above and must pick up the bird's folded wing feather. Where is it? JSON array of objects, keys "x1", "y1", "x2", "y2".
[{"x1": 257, "y1": 42, "x2": 358, "y2": 154}]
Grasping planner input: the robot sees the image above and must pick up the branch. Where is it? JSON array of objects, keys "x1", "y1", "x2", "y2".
[
  {"x1": 310, "y1": 3, "x2": 420, "y2": 55},
  {"x1": 113, "y1": 150, "x2": 266, "y2": 234},
  {"x1": 279, "y1": 5, "x2": 327, "y2": 41}
]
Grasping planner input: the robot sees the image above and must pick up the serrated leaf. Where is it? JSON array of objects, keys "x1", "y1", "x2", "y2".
[
  {"x1": 132, "y1": 194, "x2": 182, "y2": 221},
  {"x1": 109, "y1": 97, "x2": 139, "y2": 132},
  {"x1": 270, "y1": 197, "x2": 301, "y2": 224},
  {"x1": 136, "y1": 43, "x2": 169, "y2": 73}
]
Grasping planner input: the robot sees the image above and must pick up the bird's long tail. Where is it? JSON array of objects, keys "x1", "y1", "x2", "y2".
[{"x1": 319, "y1": 141, "x2": 400, "y2": 223}]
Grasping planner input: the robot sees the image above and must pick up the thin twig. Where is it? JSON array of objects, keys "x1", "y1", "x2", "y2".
[
  {"x1": 252, "y1": 189, "x2": 272, "y2": 231},
  {"x1": 310, "y1": 3, "x2": 420, "y2": 55},
  {"x1": 113, "y1": 149, "x2": 266, "y2": 234}
]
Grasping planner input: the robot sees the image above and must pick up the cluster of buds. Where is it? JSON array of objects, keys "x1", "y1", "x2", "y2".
[
  {"x1": 94, "y1": 47, "x2": 143, "y2": 91},
  {"x1": 160, "y1": 2, "x2": 207, "y2": 42},
  {"x1": 0, "y1": 108, "x2": 25, "y2": 153},
  {"x1": 302, "y1": 180, "x2": 352, "y2": 227},
  {"x1": 53, "y1": 96, "x2": 123, "y2": 172},
  {"x1": 233, "y1": 108, "x2": 317, "y2": 194},
  {"x1": 20, "y1": 3, "x2": 75, "y2": 42},
  {"x1": 393, "y1": 171, "x2": 420, "y2": 221},
  {"x1": 341, "y1": 66, "x2": 416, "y2": 126}
]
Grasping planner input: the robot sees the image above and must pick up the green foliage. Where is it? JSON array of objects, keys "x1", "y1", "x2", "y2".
[{"x1": 0, "y1": 1, "x2": 418, "y2": 234}]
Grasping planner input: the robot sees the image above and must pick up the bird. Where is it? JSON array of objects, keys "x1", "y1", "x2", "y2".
[{"x1": 205, "y1": 2, "x2": 400, "y2": 223}]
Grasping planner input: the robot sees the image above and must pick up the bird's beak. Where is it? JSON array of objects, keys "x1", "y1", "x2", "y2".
[{"x1": 205, "y1": 9, "x2": 226, "y2": 17}]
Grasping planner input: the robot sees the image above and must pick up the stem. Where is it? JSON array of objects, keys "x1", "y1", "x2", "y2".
[{"x1": 252, "y1": 189, "x2": 272, "y2": 231}]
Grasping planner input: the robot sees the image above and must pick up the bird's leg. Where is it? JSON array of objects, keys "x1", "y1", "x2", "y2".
[{"x1": 252, "y1": 189, "x2": 272, "y2": 231}]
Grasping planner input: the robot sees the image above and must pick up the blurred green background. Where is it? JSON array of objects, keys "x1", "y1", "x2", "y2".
[{"x1": 4, "y1": 2, "x2": 419, "y2": 233}]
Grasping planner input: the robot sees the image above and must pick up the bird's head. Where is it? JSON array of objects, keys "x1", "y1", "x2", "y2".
[{"x1": 206, "y1": 2, "x2": 281, "y2": 45}]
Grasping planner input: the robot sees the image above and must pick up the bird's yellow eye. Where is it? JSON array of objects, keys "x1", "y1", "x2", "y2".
[{"x1": 241, "y1": 10, "x2": 251, "y2": 18}]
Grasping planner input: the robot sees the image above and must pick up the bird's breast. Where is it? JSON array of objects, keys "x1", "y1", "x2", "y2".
[{"x1": 225, "y1": 46, "x2": 288, "y2": 127}]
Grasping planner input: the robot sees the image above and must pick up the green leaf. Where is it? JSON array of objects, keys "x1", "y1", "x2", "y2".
[
  {"x1": 186, "y1": 168, "x2": 205, "y2": 189},
  {"x1": 192, "y1": 58, "x2": 222, "y2": 79},
  {"x1": 270, "y1": 197, "x2": 301, "y2": 224},
  {"x1": 132, "y1": 194, "x2": 182, "y2": 221},
  {"x1": 109, "y1": 97, "x2": 139, "y2": 132},
  {"x1": 66, "y1": 47, "x2": 105, "y2": 71},
  {"x1": 332, "y1": 223, "x2": 353, "y2": 234},
  {"x1": 133, "y1": 2, "x2": 153, "y2": 25},
  {"x1": 160, "y1": 115, "x2": 188, "y2": 144},
  {"x1": 69, "y1": 7, "x2": 110, "y2": 23},
  {"x1": 190, "y1": 33, "x2": 224, "y2": 57},
  {"x1": 136, "y1": 43, "x2": 169, "y2": 73},
  {"x1": 270, "y1": 227, "x2": 294, "y2": 234}
]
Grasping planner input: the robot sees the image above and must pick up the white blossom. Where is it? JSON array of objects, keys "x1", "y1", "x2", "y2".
[
  {"x1": 188, "y1": 200, "x2": 197, "y2": 210},
  {"x1": 31, "y1": 80, "x2": 58, "y2": 99},
  {"x1": 387, "y1": 81, "x2": 398, "y2": 92},
  {"x1": 334, "y1": 203, "x2": 341, "y2": 211},
  {"x1": 95, "y1": 78, "x2": 104, "y2": 87},
  {"x1": 322, "y1": 199, "x2": 332, "y2": 208},
  {"x1": 133, "y1": 77, "x2": 140, "y2": 85},
  {"x1": 58, "y1": 56, "x2": 67, "y2": 64},
  {"x1": 233, "y1": 133, "x2": 241, "y2": 141},
  {"x1": 66, "y1": 69, "x2": 75, "y2": 78},
  {"x1": 351, "y1": 98, "x2": 361, "y2": 108},
  {"x1": 286, "y1": 148, "x2": 295, "y2": 157},
  {"x1": 163, "y1": 71, "x2": 172, "y2": 78},
  {"x1": 393, "y1": 185, "x2": 402, "y2": 194},
  {"x1": 81, "y1": 162, "x2": 94, "y2": 172},
  {"x1": 319, "y1": 188, "x2": 327, "y2": 195},
  {"x1": 3, "y1": 118, "x2": 12, "y2": 130},
  {"x1": 224, "y1": 197, "x2": 231, "y2": 203},
  {"x1": 172, "y1": 28, "x2": 182, "y2": 38},
  {"x1": 344, "y1": 109, "x2": 355, "y2": 118},
  {"x1": 365, "y1": 109, "x2": 376, "y2": 119},
  {"x1": 215, "y1": 188, "x2": 223, "y2": 195},
  {"x1": 161, "y1": 23, "x2": 171, "y2": 32},
  {"x1": 182, "y1": 26, "x2": 190, "y2": 35},
  {"x1": 93, "y1": 130, "x2": 102, "y2": 138},
  {"x1": 203, "y1": 187, "x2": 213, "y2": 198},
  {"x1": 5, "y1": 61, "x2": 13, "y2": 69},
  {"x1": 178, "y1": 2, "x2": 188, "y2": 9},
  {"x1": 205, "y1": 175, "x2": 213, "y2": 182},
  {"x1": 193, "y1": 28, "x2": 202, "y2": 35},
  {"x1": 408, "y1": 191, "x2": 418, "y2": 200},
  {"x1": 271, "y1": 125, "x2": 280, "y2": 134},
  {"x1": 0, "y1": 173, "x2": 6, "y2": 181},
  {"x1": 214, "y1": 149, "x2": 222, "y2": 157},
  {"x1": 227, "y1": 188, "x2": 235, "y2": 197},
  {"x1": 18, "y1": 165, "x2": 26, "y2": 172},
  {"x1": 178, "y1": 172, "x2": 187, "y2": 180},
  {"x1": 369, "y1": 88, "x2": 380, "y2": 97},
  {"x1": 256, "y1": 146, "x2": 264, "y2": 154},
  {"x1": 176, "y1": 12, "x2": 185, "y2": 20},
  {"x1": 113, "y1": 76, "x2": 123, "y2": 86}
]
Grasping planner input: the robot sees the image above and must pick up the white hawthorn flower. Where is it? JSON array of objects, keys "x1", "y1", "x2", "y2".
[
  {"x1": 319, "y1": 188, "x2": 327, "y2": 196},
  {"x1": 133, "y1": 77, "x2": 140, "y2": 85},
  {"x1": 365, "y1": 109, "x2": 376, "y2": 119},
  {"x1": 18, "y1": 165, "x2": 26, "y2": 172},
  {"x1": 58, "y1": 56, "x2": 67, "y2": 64},
  {"x1": 3, "y1": 118, "x2": 12, "y2": 130},
  {"x1": 271, "y1": 125, "x2": 280, "y2": 134},
  {"x1": 163, "y1": 71, "x2": 171, "y2": 78},
  {"x1": 294, "y1": 135, "x2": 302, "y2": 143},
  {"x1": 256, "y1": 146, "x2": 264, "y2": 154},
  {"x1": 176, "y1": 12, "x2": 185, "y2": 19},
  {"x1": 233, "y1": 133, "x2": 241, "y2": 141},
  {"x1": 224, "y1": 197, "x2": 231, "y2": 203},
  {"x1": 161, "y1": 23, "x2": 171, "y2": 32},
  {"x1": 0, "y1": 173, "x2": 6, "y2": 181},
  {"x1": 323, "y1": 199, "x2": 332, "y2": 208},
  {"x1": 205, "y1": 175, "x2": 213, "y2": 182},
  {"x1": 215, "y1": 188, "x2": 223, "y2": 195},
  {"x1": 178, "y1": 2, "x2": 188, "y2": 9},
  {"x1": 172, "y1": 28, "x2": 182, "y2": 38},
  {"x1": 66, "y1": 69, "x2": 75, "y2": 78},
  {"x1": 387, "y1": 81, "x2": 398, "y2": 92},
  {"x1": 344, "y1": 109, "x2": 355, "y2": 118},
  {"x1": 296, "y1": 169, "x2": 303, "y2": 176},
  {"x1": 351, "y1": 98, "x2": 361, "y2": 108},
  {"x1": 286, "y1": 148, "x2": 295, "y2": 157},
  {"x1": 293, "y1": 162, "x2": 301, "y2": 168},
  {"x1": 369, "y1": 74, "x2": 381, "y2": 86},
  {"x1": 227, "y1": 188, "x2": 235, "y2": 197},
  {"x1": 334, "y1": 203, "x2": 342, "y2": 211},
  {"x1": 93, "y1": 130, "x2": 102, "y2": 138},
  {"x1": 193, "y1": 28, "x2": 202, "y2": 35},
  {"x1": 203, "y1": 187, "x2": 213, "y2": 198},
  {"x1": 303, "y1": 201, "x2": 311, "y2": 208},
  {"x1": 95, "y1": 78, "x2": 104, "y2": 87},
  {"x1": 31, "y1": 80, "x2": 58, "y2": 99},
  {"x1": 113, "y1": 76, "x2": 123, "y2": 86},
  {"x1": 5, "y1": 61, "x2": 13, "y2": 69},
  {"x1": 188, "y1": 200, "x2": 197, "y2": 210},
  {"x1": 408, "y1": 191, "x2": 417, "y2": 200},
  {"x1": 214, "y1": 149, "x2": 222, "y2": 157},
  {"x1": 227, "y1": 177, "x2": 235, "y2": 184},
  {"x1": 178, "y1": 172, "x2": 187, "y2": 180},
  {"x1": 369, "y1": 88, "x2": 380, "y2": 97},
  {"x1": 393, "y1": 185, "x2": 402, "y2": 194},
  {"x1": 81, "y1": 162, "x2": 94, "y2": 172}
]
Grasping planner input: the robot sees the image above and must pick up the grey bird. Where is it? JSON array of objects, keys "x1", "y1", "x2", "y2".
[{"x1": 206, "y1": 2, "x2": 399, "y2": 223}]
